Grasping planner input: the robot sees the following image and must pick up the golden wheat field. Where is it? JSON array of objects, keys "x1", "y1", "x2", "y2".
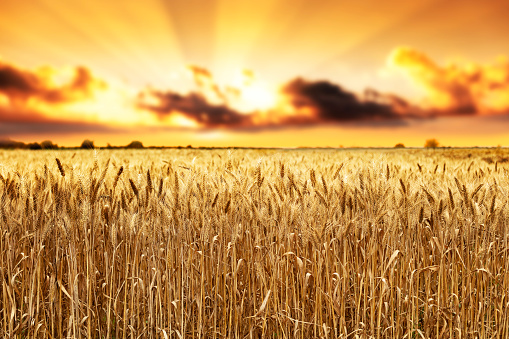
[{"x1": 1, "y1": 148, "x2": 509, "y2": 338}]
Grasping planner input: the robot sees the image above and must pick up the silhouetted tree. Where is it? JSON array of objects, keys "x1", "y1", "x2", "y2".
[
  {"x1": 424, "y1": 138, "x2": 439, "y2": 148},
  {"x1": 81, "y1": 139, "x2": 95, "y2": 149},
  {"x1": 41, "y1": 140, "x2": 58, "y2": 149},
  {"x1": 394, "y1": 143, "x2": 405, "y2": 148},
  {"x1": 126, "y1": 140, "x2": 144, "y2": 149},
  {"x1": 28, "y1": 142, "x2": 42, "y2": 150}
]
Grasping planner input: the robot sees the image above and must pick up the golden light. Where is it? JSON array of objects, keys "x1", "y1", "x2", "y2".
[
  {"x1": 36, "y1": 66, "x2": 71, "y2": 87},
  {"x1": 227, "y1": 70, "x2": 278, "y2": 113},
  {"x1": 196, "y1": 130, "x2": 226, "y2": 141},
  {"x1": 0, "y1": 94, "x2": 9, "y2": 106},
  {"x1": 236, "y1": 82, "x2": 277, "y2": 112},
  {"x1": 165, "y1": 112, "x2": 202, "y2": 129}
]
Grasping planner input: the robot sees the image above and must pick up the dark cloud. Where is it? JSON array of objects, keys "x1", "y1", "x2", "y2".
[
  {"x1": 138, "y1": 90, "x2": 251, "y2": 127},
  {"x1": 0, "y1": 64, "x2": 42, "y2": 99},
  {"x1": 281, "y1": 78, "x2": 407, "y2": 122},
  {"x1": 0, "y1": 61, "x2": 104, "y2": 104}
]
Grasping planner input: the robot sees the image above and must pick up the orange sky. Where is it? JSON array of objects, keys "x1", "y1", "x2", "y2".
[{"x1": 1, "y1": 0, "x2": 509, "y2": 147}]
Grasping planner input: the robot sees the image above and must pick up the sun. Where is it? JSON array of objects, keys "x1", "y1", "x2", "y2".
[
  {"x1": 227, "y1": 70, "x2": 278, "y2": 113},
  {"x1": 239, "y1": 82, "x2": 277, "y2": 112}
]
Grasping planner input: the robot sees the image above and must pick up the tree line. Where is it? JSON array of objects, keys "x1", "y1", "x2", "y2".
[{"x1": 0, "y1": 139, "x2": 144, "y2": 150}]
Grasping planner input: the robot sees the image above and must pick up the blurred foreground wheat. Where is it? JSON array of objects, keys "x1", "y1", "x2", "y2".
[{"x1": 1, "y1": 148, "x2": 509, "y2": 338}]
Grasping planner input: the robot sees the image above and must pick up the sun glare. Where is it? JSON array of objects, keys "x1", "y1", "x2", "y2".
[{"x1": 237, "y1": 82, "x2": 277, "y2": 112}]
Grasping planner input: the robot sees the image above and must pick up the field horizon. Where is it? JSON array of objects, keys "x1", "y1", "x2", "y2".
[{"x1": 1, "y1": 137, "x2": 509, "y2": 151}]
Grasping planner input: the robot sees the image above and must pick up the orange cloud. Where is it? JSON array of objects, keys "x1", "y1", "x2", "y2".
[
  {"x1": 390, "y1": 47, "x2": 509, "y2": 114},
  {"x1": 0, "y1": 59, "x2": 140, "y2": 135},
  {"x1": 0, "y1": 60, "x2": 106, "y2": 106},
  {"x1": 187, "y1": 65, "x2": 227, "y2": 104}
]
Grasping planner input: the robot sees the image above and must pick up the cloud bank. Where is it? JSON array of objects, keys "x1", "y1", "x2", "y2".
[
  {"x1": 137, "y1": 67, "x2": 414, "y2": 129},
  {"x1": 1, "y1": 48, "x2": 509, "y2": 136}
]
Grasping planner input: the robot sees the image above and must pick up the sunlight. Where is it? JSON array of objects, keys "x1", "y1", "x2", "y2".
[
  {"x1": 238, "y1": 82, "x2": 277, "y2": 112},
  {"x1": 165, "y1": 112, "x2": 202, "y2": 129},
  {"x1": 197, "y1": 130, "x2": 225, "y2": 140},
  {"x1": 0, "y1": 94, "x2": 9, "y2": 106},
  {"x1": 227, "y1": 70, "x2": 278, "y2": 113}
]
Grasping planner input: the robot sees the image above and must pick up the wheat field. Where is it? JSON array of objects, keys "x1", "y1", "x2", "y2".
[{"x1": 1, "y1": 148, "x2": 509, "y2": 338}]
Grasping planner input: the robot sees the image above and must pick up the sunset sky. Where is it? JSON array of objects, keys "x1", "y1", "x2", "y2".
[{"x1": 1, "y1": 0, "x2": 509, "y2": 147}]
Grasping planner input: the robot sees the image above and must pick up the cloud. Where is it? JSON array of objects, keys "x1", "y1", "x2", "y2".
[
  {"x1": 0, "y1": 60, "x2": 105, "y2": 104},
  {"x1": 137, "y1": 90, "x2": 251, "y2": 128},
  {"x1": 138, "y1": 65, "x2": 414, "y2": 130},
  {"x1": 390, "y1": 47, "x2": 509, "y2": 114},
  {"x1": 0, "y1": 59, "x2": 127, "y2": 137},
  {"x1": 280, "y1": 78, "x2": 409, "y2": 122},
  {"x1": 187, "y1": 65, "x2": 228, "y2": 103}
]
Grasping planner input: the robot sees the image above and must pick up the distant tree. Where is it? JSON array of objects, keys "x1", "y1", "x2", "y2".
[
  {"x1": 394, "y1": 143, "x2": 405, "y2": 148},
  {"x1": 41, "y1": 140, "x2": 58, "y2": 149},
  {"x1": 28, "y1": 142, "x2": 42, "y2": 150},
  {"x1": 424, "y1": 138, "x2": 439, "y2": 148},
  {"x1": 80, "y1": 139, "x2": 95, "y2": 149},
  {"x1": 0, "y1": 139, "x2": 26, "y2": 149},
  {"x1": 126, "y1": 140, "x2": 144, "y2": 149}
]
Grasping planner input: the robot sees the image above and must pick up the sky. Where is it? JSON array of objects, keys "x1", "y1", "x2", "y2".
[{"x1": 1, "y1": 0, "x2": 509, "y2": 147}]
